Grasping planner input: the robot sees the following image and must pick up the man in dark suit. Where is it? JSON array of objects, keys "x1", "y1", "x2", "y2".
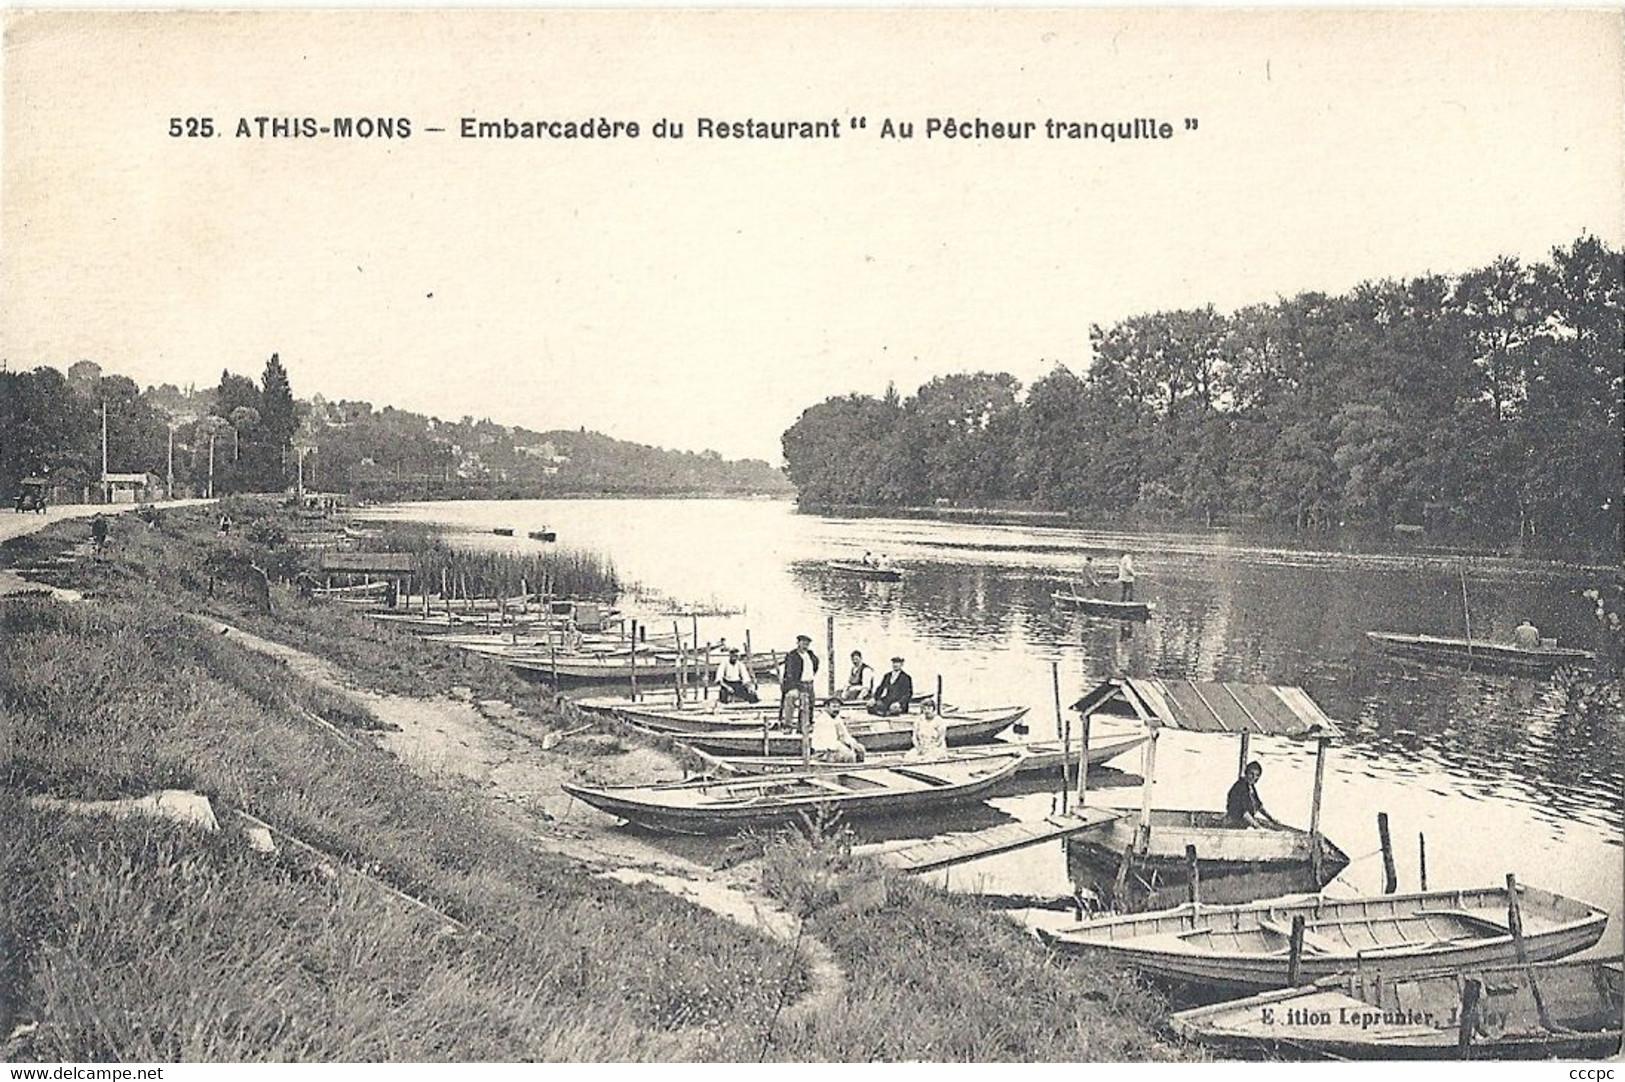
[
  {"x1": 869, "y1": 656, "x2": 914, "y2": 716},
  {"x1": 779, "y1": 634, "x2": 819, "y2": 727}
]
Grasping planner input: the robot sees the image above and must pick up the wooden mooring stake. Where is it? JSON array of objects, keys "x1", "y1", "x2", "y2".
[
  {"x1": 1287, "y1": 914, "x2": 1306, "y2": 987},
  {"x1": 1457, "y1": 977, "x2": 1482, "y2": 1057},
  {"x1": 1377, "y1": 811, "x2": 1398, "y2": 894},
  {"x1": 1506, "y1": 872, "x2": 1559, "y2": 1033},
  {"x1": 1419, "y1": 831, "x2": 1428, "y2": 891},
  {"x1": 1184, "y1": 844, "x2": 1200, "y2": 905}
]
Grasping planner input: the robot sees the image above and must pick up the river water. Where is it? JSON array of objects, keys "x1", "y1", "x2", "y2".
[{"x1": 374, "y1": 497, "x2": 1623, "y2": 951}]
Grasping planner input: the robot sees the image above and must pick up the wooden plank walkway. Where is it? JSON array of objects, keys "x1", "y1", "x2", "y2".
[{"x1": 857, "y1": 808, "x2": 1125, "y2": 874}]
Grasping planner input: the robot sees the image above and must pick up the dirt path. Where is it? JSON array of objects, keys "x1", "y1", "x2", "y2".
[
  {"x1": 0, "y1": 500, "x2": 211, "y2": 601},
  {"x1": 185, "y1": 615, "x2": 845, "y2": 1021}
]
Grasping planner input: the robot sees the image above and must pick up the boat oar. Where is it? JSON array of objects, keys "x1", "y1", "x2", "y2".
[
  {"x1": 1505, "y1": 873, "x2": 1572, "y2": 1035},
  {"x1": 541, "y1": 723, "x2": 592, "y2": 751}
]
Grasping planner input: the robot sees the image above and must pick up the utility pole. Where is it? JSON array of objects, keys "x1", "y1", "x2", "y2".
[
  {"x1": 100, "y1": 400, "x2": 109, "y2": 504},
  {"x1": 166, "y1": 425, "x2": 176, "y2": 500},
  {"x1": 208, "y1": 432, "x2": 216, "y2": 499}
]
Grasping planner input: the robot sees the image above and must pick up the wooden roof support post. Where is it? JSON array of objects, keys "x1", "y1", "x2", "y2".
[
  {"x1": 1136, "y1": 725, "x2": 1160, "y2": 854},
  {"x1": 1237, "y1": 731, "x2": 1251, "y2": 777},
  {"x1": 1308, "y1": 735, "x2": 1329, "y2": 883},
  {"x1": 1075, "y1": 710, "x2": 1092, "y2": 806}
]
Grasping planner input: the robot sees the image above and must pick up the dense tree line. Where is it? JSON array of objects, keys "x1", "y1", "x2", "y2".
[
  {"x1": 782, "y1": 236, "x2": 1622, "y2": 549},
  {"x1": 2, "y1": 353, "x2": 789, "y2": 502}
]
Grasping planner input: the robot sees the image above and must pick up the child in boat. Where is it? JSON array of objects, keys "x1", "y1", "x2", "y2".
[
  {"x1": 810, "y1": 703, "x2": 865, "y2": 763},
  {"x1": 906, "y1": 701, "x2": 947, "y2": 761},
  {"x1": 1225, "y1": 761, "x2": 1280, "y2": 828}
]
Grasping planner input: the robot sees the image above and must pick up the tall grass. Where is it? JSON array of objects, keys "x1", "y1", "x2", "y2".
[
  {"x1": 367, "y1": 524, "x2": 620, "y2": 601},
  {"x1": 0, "y1": 599, "x2": 804, "y2": 1060}
]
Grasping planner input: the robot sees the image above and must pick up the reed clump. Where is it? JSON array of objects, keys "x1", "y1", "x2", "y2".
[{"x1": 367, "y1": 525, "x2": 620, "y2": 601}]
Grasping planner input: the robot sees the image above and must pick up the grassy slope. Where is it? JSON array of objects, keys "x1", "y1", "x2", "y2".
[{"x1": 1, "y1": 505, "x2": 1194, "y2": 1062}]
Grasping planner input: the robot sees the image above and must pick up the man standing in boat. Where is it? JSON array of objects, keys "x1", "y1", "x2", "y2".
[
  {"x1": 1226, "y1": 761, "x2": 1280, "y2": 829},
  {"x1": 869, "y1": 656, "x2": 914, "y2": 716},
  {"x1": 1075, "y1": 554, "x2": 1101, "y2": 598},
  {"x1": 842, "y1": 650, "x2": 877, "y2": 702},
  {"x1": 780, "y1": 634, "x2": 819, "y2": 727},
  {"x1": 1116, "y1": 551, "x2": 1136, "y2": 602},
  {"x1": 715, "y1": 648, "x2": 759, "y2": 704}
]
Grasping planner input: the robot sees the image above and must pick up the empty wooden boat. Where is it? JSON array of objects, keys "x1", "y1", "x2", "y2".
[
  {"x1": 312, "y1": 580, "x2": 392, "y2": 603},
  {"x1": 1168, "y1": 955, "x2": 1624, "y2": 1059},
  {"x1": 708, "y1": 722, "x2": 1149, "y2": 775},
  {"x1": 1036, "y1": 883, "x2": 1609, "y2": 995},
  {"x1": 675, "y1": 707, "x2": 1026, "y2": 756},
  {"x1": 1052, "y1": 591, "x2": 1155, "y2": 620},
  {"x1": 827, "y1": 561, "x2": 903, "y2": 582},
  {"x1": 1366, "y1": 631, "x2": 1595, "y2": 674},
  {"x1": 562, "y1": 753, "x2": 1023, "y2": 834},
  {"x1": 1067, "y1": 811, "x2": 1352, "y2": 908}
]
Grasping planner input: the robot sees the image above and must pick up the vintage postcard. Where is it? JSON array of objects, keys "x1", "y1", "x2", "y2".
[{"x1": 1, "y1": 8, "x2": 1621, "y2": 1069}]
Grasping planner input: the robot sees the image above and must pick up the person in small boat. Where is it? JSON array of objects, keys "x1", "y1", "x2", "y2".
[
  {"x1": 1116, "y1": 551, "x2": 1136, "y2": 602},
  {"x1": 1513, "y1": 618, "x2": 1541, "y2": 648},
  {"x1": 1226, "y1": 761, "x2": 1280, "y2": 829},
  {"x1": 1074, "y1": 555, "x2": 1101, "y2": 597},
  {"x1": 841, "y1": 650, "x2": 876, "y2": 702},
  {"x1": 869, "y1": 656, "x2": 914, "y2": 716},
  {"x1": 715, "y1": 648, "x2": 759, "y2": 704},
  {"x1": 811, "y1": 703, "x2": 866, "y2": 764},
  {"x1": 906, "y1": 700, "x2": 947, "y2": 761},
  {"x1": 780, "y1": 634, "x2": 820, "y2": 727},
  {"x1": 861, "y1": 551, "x2": 876, "y2": 567},
  {"x1": 876, "y1": 553, "x2": 894, "y2": 571}
]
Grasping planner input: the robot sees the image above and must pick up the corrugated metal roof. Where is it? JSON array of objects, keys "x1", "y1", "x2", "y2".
[{"x1": 1071, "y1": 678, "x2": 1339, "y2": 739}]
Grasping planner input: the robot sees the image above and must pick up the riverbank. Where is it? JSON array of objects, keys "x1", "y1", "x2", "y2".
[{"x1": 0, "y1": 503, "x2": 1192, "y2": 1062}]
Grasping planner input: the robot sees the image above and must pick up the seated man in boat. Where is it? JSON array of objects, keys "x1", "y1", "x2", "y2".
[
  {"x1": 714, "y1": 648, "x2": 760, "y2": 704},
  {"x1": 861, "y1": 550, "x2": 876, "y2": 567},
  {"x1": 905, "y1": 701, "x2": 947, "y2": 761},
  {"x1": 841, "y1": 650, "x2": 877, "y2": 702},
  {"x1": 1513, "y1": 618, "x2": 1541, "y2": 648},
  {"x1": 811, "y1": 703, "x2": 866, "y2": 763},
  {"x1": 877, "y1": 554, "x2": 894, "y2": 571},
  {"x1": 1225, "y1": 761, "x2": 1281, "y2": 829},
  {"x1": 868, "y1": 657, "x2": 914, "y2": 716}
]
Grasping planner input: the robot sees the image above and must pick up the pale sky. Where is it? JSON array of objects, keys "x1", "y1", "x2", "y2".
[{"x1": 3, "y1": 10, "x2": 1620, "y2": 462}]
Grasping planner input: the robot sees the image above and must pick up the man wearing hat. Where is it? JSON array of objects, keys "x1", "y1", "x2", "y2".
[
  {"x1": 714, "y1": 647, "x2": 759, "y2": 704},
  {"x1": 779, "y1": 634, "x2": 820, "y2": 727},
  {"x1": 868, "y1": 656, "x2": 915, "y2": 716}
]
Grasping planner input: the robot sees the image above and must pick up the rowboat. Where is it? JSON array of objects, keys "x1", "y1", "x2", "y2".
[
  {"x1": 707, "y1": 722, "x2": 1149, "y2": 776},
  {"x1": 492, "y1": 527, "x2": 515, "y2": 536},
  {"x1": 562, "y1": 753, "x2": 1023, "y2": 834},
  {"x1": 621, "y1": 702, "x2": 1028, "y2": 739},
  {"x1": 1036, "y1": 883, "x2": 1609, "y2": 995},
  {"x1": 501, "y1": 650, "x2": 776, "y2": 684},
  {"x1": 1052, "y1": 591, "x2": 1154, "y2": 620},
  {"x1": 674, "y1": 707, "x2": 1025, "y2": 756},
  {"x1": 1067, "y1": 811, "x2": 1352, "y2": 908},
  {"x1": 528, "y1": 529, "x2": 557, "y2": 542},
  {"x1": 1366, "y1": 632, "x2": 1595, "y2": 674},
  {"x1": 1168, "y1": 956, "x2": 1624, "y2": 1059},
  {"x1": 827, "y1": 561, "x2": 903, "y2": 582}
]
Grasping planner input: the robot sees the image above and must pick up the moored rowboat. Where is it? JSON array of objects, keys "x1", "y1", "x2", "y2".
[
  {"x1": 1366, "y1": 631, "x2": 1595, "y2": 673},
  {"x1": 1036, "y1": 883, "x2": 1608, "y2": 995},
  {"x1": 674, "y1": 707, "x2": 1025, "y2": 756},
  {"x1": 562, "y1": 753, "x2": 1023, "y2": 834},
  {"x1": 1168, "y1": 955, "x2": 1624, "y2": 1059},
  {"x1": 708, "y1": 723, "x2": 1148, "y2": 775}
]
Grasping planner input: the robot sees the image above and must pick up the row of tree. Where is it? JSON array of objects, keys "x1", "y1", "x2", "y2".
[
  {"x1": 781, "y1": 235, "x2": 1622, "y2": 549},
  {"x1": 0, "y1": 356, "x2": 297, "y2": 500},
  {"x1": 2, "y1": 354, "x2": 789, "y2": 502}
]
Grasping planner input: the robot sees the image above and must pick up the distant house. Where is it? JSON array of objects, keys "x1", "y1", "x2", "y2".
[{"x1": 104, "y1": 472, "x2": 161, "y2": 504}]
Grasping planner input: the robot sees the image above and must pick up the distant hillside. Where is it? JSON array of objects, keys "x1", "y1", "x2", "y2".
[{"x1": 0, "y1": 358, "x2": 791, "y2": 501}]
